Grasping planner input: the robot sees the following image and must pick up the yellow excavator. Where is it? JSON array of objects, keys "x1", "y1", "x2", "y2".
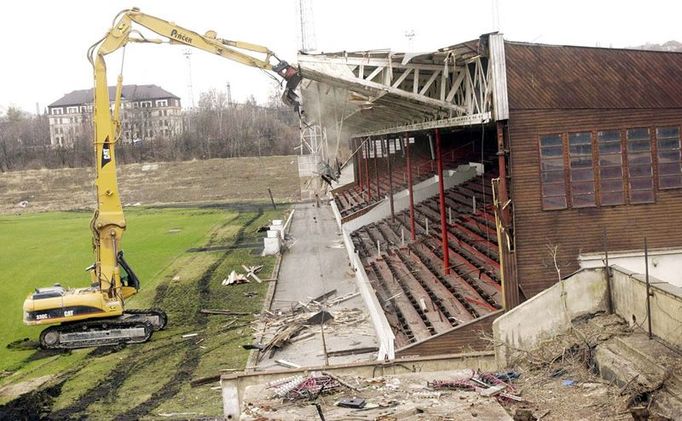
[{"x1": 22, "y1": 8, "x2": 302, "y2": 349}]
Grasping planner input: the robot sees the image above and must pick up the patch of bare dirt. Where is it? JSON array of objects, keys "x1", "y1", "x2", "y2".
[{"x1": 0, "y1": 156, "x2": 300, "y2": 213}]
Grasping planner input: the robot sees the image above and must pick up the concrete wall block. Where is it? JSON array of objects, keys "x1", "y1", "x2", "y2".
[
  {"x1": 263, "y1": 237, "x2": 281, "y2": 256},
  {"x1": 581, "y1": 248, "x2": 682, "y2": 288},
  {"x1": 493, "y1": 268, "x2": 607, "y2": 367},
  {"x1": 610, "y1": 266, "x2": 682, "y2": 347}
]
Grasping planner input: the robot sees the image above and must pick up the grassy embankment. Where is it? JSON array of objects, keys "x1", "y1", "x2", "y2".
[{"x1": 0, "y1": 205, "x2": 281, "y2": 418}]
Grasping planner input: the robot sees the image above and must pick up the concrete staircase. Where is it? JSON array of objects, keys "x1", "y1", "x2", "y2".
[{"x1": 594, "y1": 332, "x2": 682, "y2": 418}]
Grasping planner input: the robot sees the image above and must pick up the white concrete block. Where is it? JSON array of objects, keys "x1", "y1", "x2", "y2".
[{"x1": 263, "y1": 237, "x2": 281, "y2": 255}]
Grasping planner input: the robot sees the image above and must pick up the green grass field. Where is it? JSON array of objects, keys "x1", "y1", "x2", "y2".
[
  {"x1": 0, "y1": 206, "x2": 281, "y2": 417},
  {"x1": 0, "y1": 208, "x2": 227, "y2": 371}
]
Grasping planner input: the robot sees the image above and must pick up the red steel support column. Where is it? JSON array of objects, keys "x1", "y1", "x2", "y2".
[
  {"x1": 365, "y1": 139, "x2": 372, "y2": 201},
  {"x1": 435, "y1": 128, "x2": 451, "y2": 274},
  {"x1": 405, "y1": 134, "x2": 416, "y2": 240},
  {"x1": 356, "y1": 139, "x2": 362, "y2": 189},
  {"x1": 385, "y1": 137, "x2": 395, "y2": 221},
  {"x1": 374, "y1": 139, "x2": 381, "y2": 197},
  {"x1": 496, "y1": 122, "x2": 510, "y2": 226}
]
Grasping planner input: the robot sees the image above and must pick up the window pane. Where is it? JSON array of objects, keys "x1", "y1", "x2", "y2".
[
  {"x1": 630, "y1": 190, "x2": 654, "y2": 204},
  {"x1": 542, "y1": 170, "x2": 565, "y2": 183},
  {"x1": 541, "y1": 159, "x2": 564, "y2": 172},
  {"x1": 659, "y1": 162, "x2": 682, "y2": 176},
  {"x1": 627, "y1": 128, "x2": 650, "y2": 142},
  {"x1": 543, "y1": 195, "x2": 567, "y2": 210},
  {"x1": 542, "y1": 182, "x2": 566, "y2": 196},
  {"x1": 540, "y1": 134, "x2": 566, "y2": 210},
  {"x1": 599, "y1": 154, "x2": 622, "y2": 167},
  {"x1": 629, "y1": 154, "x2": 652, "y2": 165},
  {"x1": 658, "y1": 150, "x2": 680, "y2": 163},
  {"x1": 656, "y1": 127, "x2": 679, "y2": 140},
  {"x1": 628, "y1": 140, "x2": 652, "y2": 152},
  {"x1": 656, "y1": 127, "x2": 681, "y2": 189},
  {"x1": 598, "y1": 130, "x2": 620, "y2": 143},
  {"x1": 599, "y1": 142, "x2": 622, "y2": 154},
  {"x1": 573, "y1": 194, "x2": 596, "y2": 208},
  {"x1": 571, "y1": 168, "x2": 594, "y2": 181},
  {"x1": 572, "y1": 181, "x2": 595, "y2": 195},
  {"x1": 568, "y1": 132, "x2": 594, "y2": 206},
  {"x1": 541, "y1": 146, "x2": 563, "y2": 158},
  {"x1": 600, "y1": 166, "x2": 623, "y2": 179},
  {"x1": 540, "y1": 134, "x2": 562, "y2": 147},
  {"x1": 660, "y1": 175, "x2": 682, "y2": 189},
  {"x1": 630, "y1": 164, "x2": 652, "y2": 177},
  {"x1": 601, "y1": 191, "x2": 625, "y2": 206},
  {"x1": 626, "y1": 128, "x2": 654, "y2": 203},
  {"x1": 601, "y1": 178, "x2": 624, "y2": 193},
  {"x1": 571, "y1": 157, "x2": 593, "y2": 169},
  {"x1": 657, "y1": 138, "x2": 680, "y2": 151},
  {"x1": 630, "y1": 177, "x2": 653, "y2": 190}
]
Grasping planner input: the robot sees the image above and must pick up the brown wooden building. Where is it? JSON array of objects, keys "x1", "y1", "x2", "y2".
[
  {"x1": 299, "y1": 36, "x2": 682, "y2": 357},
  {"x1": 504, "y1": 42, "x2": 682, "y2": 298}
]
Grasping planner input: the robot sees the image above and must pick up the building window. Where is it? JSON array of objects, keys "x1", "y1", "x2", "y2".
[
  {"x1": 656, "y1": 127, "x2": 682, "y2": 189},
  {"x1": 568, "y1": 132, "x2": 595, "y2": 207},
  {"x1": 540, "y1": 134, "x2": 567, "y2": 210},
  {"x1": 597, "y1": 130, "x2": 625, "y2": 205},
  {"x1": 67, "y1": 106, "x2": 78, "y2": 114},
  {"x1": 141, "y1": 101, "x2": 152, "y2": 108},
  {"x1": 51, "y1": 107, "x2": 63, "y2": 115},
  {"x1": 626, "y1": 128, "x2": 654, "y2": 204},
  {"x1": 156, "y1": 99, "x2": 168, "y2": 107}
]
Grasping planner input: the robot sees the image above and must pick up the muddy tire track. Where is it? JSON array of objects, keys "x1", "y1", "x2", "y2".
[{"x1": 112, "y1": 208, "x2": 263, "y2": 419}]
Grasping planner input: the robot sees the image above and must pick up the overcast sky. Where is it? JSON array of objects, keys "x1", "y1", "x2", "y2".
[{"x1": 1, "y1": 0, "x2": 680, "y2": 114}]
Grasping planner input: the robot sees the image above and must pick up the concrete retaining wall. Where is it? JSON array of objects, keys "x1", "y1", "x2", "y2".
[
  {"x1": 331, "y1": 198, "x2": 396, "y2": 360},
  {"x1": 580, "y1": 248, "x2": 682, "y2": 288},
  {"x1": 493, "y1": 268, "x2": 608, "y2": 367},
  {"x1": 493, "y1": 265, "x2": 682, "y2": 367},
  {"x1": 610, "y1": 265, "x2": 682, "y2": 348}
]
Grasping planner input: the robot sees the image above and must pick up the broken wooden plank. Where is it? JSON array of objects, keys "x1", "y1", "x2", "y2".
[
  {"x1": 274, "y1": 359, "x2": 301, "y2": 369},
  {"x1": 200, "y1": 309, "x2": 251, "y2": 316},
  {"x1": 325, "y1": 346, "x2": 379, "y2": 357}
]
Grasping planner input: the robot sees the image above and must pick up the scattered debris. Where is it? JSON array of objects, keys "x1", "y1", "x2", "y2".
[
  {"x1": 181, "y1": 333, "x2": 198, "y2": 339},
  {"x1": 336, "y1": 397, "x2": 366, "y2": 408},
  {"x1": 242, "y1": 344, "x2": 265, "y2": 351},
  {"x1": 221, "y1": 270, "x2": 249, "y2": 285},
  {"x1": 270, "y1": 372, "x2": 341, "y2": 401},
  {"x1": 200, "y1": 309, "x2": 250, "y2": 316},
  {"x1": 325, "y1": 346, "x2": 378, "y2": 357},
  {"x1": 242, "y1": 264, "x2": 264, "y2": 283},
  {"x1": 274, "y1": 359, "x2": 301, "y2": 369},
  {"x1": 305, "y1": 310, "x2": 334, "y2": 325}
]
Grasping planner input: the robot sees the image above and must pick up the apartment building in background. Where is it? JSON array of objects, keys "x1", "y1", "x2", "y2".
[{"x1": 47, "y1": 84, "x2": 182, "y2": 147}]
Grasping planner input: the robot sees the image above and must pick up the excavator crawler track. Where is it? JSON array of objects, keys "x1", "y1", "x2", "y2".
[
  {"x1": 39, "y1": 320, "x2": 154, "y2": 350},
  {"x1": 122, "y1": 308, "x2": 168, "y2": 331}
]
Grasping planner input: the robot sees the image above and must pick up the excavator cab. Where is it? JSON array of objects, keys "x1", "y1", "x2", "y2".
[{"x1": 117, "y1": 251, "x2": 140, "y2": 291}]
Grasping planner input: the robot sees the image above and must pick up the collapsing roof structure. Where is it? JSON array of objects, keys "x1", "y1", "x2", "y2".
[{"x1": 297, "y1": 34, "x2": 508, "y2": 138}]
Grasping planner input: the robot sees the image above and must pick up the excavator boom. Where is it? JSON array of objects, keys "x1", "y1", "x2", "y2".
[{"x1": 23, "y1": 8, "x2": 302, "y2": 350}]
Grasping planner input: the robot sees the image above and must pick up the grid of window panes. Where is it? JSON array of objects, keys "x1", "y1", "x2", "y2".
[
  {"x1": 568, "y1": 132, "x2": 595, "y2": 207},
  {"x1": 656, "y1": 127, "x2": 682, "y2": 189},
  {"x1": 597, "y1": 130, "x2": 625, "y2": 205},
  {"x1": 626, "y1": 128, "x2": 655, "y2": 204},
  {"x1": 540, "y1": 134, "x2": 567, "y2": 210}
]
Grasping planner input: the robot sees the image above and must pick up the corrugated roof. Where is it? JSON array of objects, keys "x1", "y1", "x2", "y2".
[
  {"x1": 48, "y1": 84, "x2": 180, "y2": 108},
  {"x1": 505, "y1": 41, "x2": 682, "y2": 110}
]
